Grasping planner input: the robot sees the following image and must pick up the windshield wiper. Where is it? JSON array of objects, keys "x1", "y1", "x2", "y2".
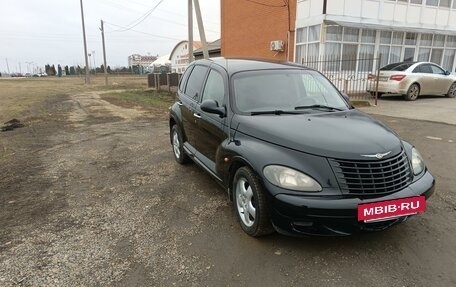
[
  {"x1": 250, "y1": 110, "x2": 302, "y2": 116},
  {"x1": 294, "y1": 104, "x2": 344, "y2": 111}
]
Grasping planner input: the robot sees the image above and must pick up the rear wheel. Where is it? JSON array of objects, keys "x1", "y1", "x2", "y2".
[
  {"x1": 171, "y1": 125, "x2": 190, "y2": 164},
  {"x1": 447, "y1": 82, "x2": 456, "y2": 98},
  {"x1": 404, "y1": 84, "x2": 420, "y2": 101},
  {"x1": 233, "y1": 167, "x2": 274, "y2": 237}
]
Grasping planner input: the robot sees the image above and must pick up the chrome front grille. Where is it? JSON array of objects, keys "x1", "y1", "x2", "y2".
[{"x1": 329, "y1": 151, "x2": 412, "y2": 196}]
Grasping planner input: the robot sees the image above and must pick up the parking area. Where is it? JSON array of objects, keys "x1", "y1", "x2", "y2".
[
  {"x1": 359, "y1": 94, "x2": 456, "y2": 125},
  {"x1": 0, "y1": 79, "x2": 455, "y2": 286}
]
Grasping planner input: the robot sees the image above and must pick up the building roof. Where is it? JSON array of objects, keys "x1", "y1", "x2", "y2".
[
  {"x1": 193, "y1": 39, "x2": 221, "y2": 56},
  {"x1": 149, "y1": 54, "x2": 171, "y2": 67},
  {"x1": 169, "y1": 40, "x2": 203, "y2": 60}
]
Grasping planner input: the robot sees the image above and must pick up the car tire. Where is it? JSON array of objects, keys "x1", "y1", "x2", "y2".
[
  {"x1": 233, "y1": 166, "x2": 274, "y2": 237},
  {"x1": 404, "y1": 84, "x2": 420, "y2": 101},
  {"x1": 171, "y1": 125, "x2": 191, "y2": 164},
  {"x1": 446, "y1": 82, "x2": 456, "y2": 98}
]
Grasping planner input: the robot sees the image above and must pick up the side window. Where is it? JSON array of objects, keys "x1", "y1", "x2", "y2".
[
  {"x1": 420, "y1": 64, "x2": 433, "y2": 74},
  {"x1": 178, "y1": 65, "x2": 194, "y2": 92},
  {"x1": 412, "y1": 65, "x2": 422, "y2": 73},
  {"x1": 430, "y1": 65, "x2": 445, "y2": 75},
  {"x1": 201, "y1": 70, "x2": 225, "y2": 106},
  {"x1": 185, "y1": 65, "x2": 208, "y2": 100}
]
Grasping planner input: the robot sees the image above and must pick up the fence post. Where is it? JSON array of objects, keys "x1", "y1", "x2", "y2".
[
  {"x1": 375, "y1": 54, "x2": 381, "y2": 106},
  {"x1": 167, "y1": 73, "x2": 171, "y2": 93}
]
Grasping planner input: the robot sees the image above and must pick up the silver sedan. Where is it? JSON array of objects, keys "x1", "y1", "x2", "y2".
[{"x1": 368, "y1": 62, "x2": 456, "y2": 101}]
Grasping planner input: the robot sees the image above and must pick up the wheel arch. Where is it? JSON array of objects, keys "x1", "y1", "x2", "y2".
[{"x1": 227, "y1": 157, "x2": 258, "y2": 201}]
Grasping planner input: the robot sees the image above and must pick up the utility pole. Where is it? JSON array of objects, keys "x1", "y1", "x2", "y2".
[
  {"x1": 193, "y1": 0, "x2": 209, "y2": 59},
  {"x1": 101, "y1": 19, "x2": 108, "y2": 85},
  {"x1": 188, "y1": 0, "x2": 194, "y2": 63},
  {"x1": 5, "y1": 58, "x2": 10, "y2": 74},
  {"x1": 79, "y1": 0, "x2": 90, "y2": 84}
]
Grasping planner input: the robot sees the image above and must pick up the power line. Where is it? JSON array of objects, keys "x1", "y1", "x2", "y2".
[
  {"x1": 108, "y1": 0, "x2": 165, "y2": 33},
  {"x1": 104, "y1": 21, "x2": 182, "y2": 41}
]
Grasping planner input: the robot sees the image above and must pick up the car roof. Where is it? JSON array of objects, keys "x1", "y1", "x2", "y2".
[{"x1": 192, "y1": 57, "x2": 308, "y2": 75}]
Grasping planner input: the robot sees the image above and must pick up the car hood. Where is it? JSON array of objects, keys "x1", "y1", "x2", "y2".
[{"x1": 234, "y1": 110, "x2": 403, "y2": 160}]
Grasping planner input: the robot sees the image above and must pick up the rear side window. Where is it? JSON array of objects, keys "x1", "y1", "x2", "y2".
[
  {"x1": 202, "y1": 70, "x2": 225, "y2": 106},
  {"x1": 185, "y1": 65, "x2": 208, "y2": 100},
  {"x1": 417, "y1": 64, "x2": 433, "y2": 73},
  {"x1": 380, "y1": 62, "x2": 414, "y2": 71}
]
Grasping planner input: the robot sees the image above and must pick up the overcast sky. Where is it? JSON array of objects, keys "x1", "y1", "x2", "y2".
[{"x1": 0, "y1": 0, "x2": 220, "y2": 73}]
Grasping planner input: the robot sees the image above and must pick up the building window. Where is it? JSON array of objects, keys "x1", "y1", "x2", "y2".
[
  {"x1": 405, "y1": 33, "x2": 417, "y2": 45},
  {"x1": 343, "y1": 28, "x2": 359, "y2": 42},
  {"x1": 426, "y1": 0, "x2": 438, "y2": 6},
  {"x1": 295, "y1": 24, "x2": 321, "y2": 64},
  {"x1": 439, "y1": 0, "x2": 451, "y2": 7},
  {"x1": 410, "y1": 0, "x2": 423, "y2": 3}
]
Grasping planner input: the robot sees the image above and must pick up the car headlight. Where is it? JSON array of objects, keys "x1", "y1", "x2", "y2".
[
  {"x1": 263, "y1": 165, "x2": 322, "y2": 192},
  {"x1": 411, "y1": 148, "x2": 425, "y2": 175}
]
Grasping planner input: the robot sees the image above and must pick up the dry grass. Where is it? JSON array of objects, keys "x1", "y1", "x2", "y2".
[{"x1": 0, "y1": 75, "x2": 148, "y2": 123}]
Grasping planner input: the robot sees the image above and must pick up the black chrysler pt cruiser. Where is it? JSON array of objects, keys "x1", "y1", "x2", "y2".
[{"x1": 168, "y1": 58, "x2": 435, "y2": 237}]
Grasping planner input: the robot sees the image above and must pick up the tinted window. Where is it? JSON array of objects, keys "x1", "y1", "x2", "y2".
[
  {"x1": 185, "y1": 65, "x2": 208, "y2": 100},
  {"x1": 413, "y1": 64, "x2": 431, "y2": 73},
  {"x1": 202, "y1": 70, "x2": 225, "y2": 106},
  {"x1": 179, "y1": 65, "x2": 194, "y2": 92},
  {"x1": 380, "y1": 62, "x2": 414, "y2": 71}
]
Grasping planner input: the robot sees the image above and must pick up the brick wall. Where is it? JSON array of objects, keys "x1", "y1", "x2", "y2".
[{"x1": 221, "y1": 0, "x2": 296, "y2": 62}]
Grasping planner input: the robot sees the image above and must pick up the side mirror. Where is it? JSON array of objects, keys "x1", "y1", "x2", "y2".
[
  {"x1": 445, "y1": 70, "x2": 451, "y2": 76},
  {"x1": 201, "y1": 99, "x2": 226, "y2": 118}
]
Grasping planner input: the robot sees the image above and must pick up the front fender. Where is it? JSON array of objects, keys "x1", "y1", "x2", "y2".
[{"x1": 218, "y1": 132, "x2": 341, "y2": 197}]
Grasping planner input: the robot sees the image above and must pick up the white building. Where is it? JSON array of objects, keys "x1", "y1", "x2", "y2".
[
  {"x1": 128, "y1": 54, "x2": 158, "y2": 68},
  {"x1": 295, "y1": 0, "x2": 456, "y2": 72},
  {"x1": 169, "y1": 41, "x2": 202, "y2": 73}
]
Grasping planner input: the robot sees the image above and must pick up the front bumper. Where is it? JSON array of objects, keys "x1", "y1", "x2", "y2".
[{"x1": 269, "y1": 171, "x2": 435, "y2": 236}]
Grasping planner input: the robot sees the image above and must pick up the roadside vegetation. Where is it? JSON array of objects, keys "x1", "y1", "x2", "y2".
[{"x1": 101, "y1": 90, "x2": 175, "y2": 110}]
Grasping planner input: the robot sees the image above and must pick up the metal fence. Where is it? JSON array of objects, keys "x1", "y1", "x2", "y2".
[{"x1": 303, "y1": 54, "x2": 381, "y2": 105}]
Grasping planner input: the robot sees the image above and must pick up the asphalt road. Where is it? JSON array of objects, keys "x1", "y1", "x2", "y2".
[{"x1": 0, "y1": 92, "x2": 455, "y2": 286}]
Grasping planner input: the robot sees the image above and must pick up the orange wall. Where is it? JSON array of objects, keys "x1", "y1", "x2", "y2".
[{"x1": 221, "y1": 0, "x2": 296, "y2": 62}]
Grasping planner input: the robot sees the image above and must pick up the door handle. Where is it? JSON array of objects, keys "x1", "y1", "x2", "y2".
[{"x1": 193, "y1": 113, "x2": 202, "y2": 119}]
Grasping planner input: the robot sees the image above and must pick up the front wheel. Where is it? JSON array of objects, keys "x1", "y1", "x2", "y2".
[
  {"x1": 404, "y1": 83, "x2": 420, "y2": 101},
  {"x1": 447, "y1": 82, "x2": 456, "y2": 98},
  {"x1": 233, "y1": 167, "x2": 274, "y2": 237}
]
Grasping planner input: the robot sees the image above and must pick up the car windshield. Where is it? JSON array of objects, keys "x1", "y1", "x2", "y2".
[
  {"x1": 380, "y1": 62, "x2": 415, "y2": 71},
  {"x1": 233, "y1": 69, "x2": 348, "y2": 114}
]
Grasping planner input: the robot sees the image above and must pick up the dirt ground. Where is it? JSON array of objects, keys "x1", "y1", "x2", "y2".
[{"x1": 1, "y1": 77, "x2": 455, "y2": 286}]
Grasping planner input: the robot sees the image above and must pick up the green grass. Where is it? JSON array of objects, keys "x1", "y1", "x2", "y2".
[{"x1": 103, "y1": 90, "x2": 176, "y2": 109}]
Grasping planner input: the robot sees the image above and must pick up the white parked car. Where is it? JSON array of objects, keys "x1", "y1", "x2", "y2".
[{"x1": 368, "y1": 62, "x2": 456, "y2": 101}]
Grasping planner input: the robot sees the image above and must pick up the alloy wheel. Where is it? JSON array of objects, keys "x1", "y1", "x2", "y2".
[
  {"x1": 172, "y1": 129, "x2": 181, "y2": 159},
  {"x1": 235, "y1": 177, "x2": 256, "y2": 227}
]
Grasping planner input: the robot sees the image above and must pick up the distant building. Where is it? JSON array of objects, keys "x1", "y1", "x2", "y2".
[
  {"x1": 194, "y1": 39, "x2": 221, "y2": 60},
  {"x1": 128, "y1": 54, "x2": 158, "y2": 69},
  {"x1": 169, "y1": 41, "x2": 203, "y2": 73},
  {"x1": 295, "y1": 0, "x2": 456, "y2": 72}
]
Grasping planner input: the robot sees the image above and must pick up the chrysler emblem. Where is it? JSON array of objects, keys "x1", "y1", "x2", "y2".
[{"x1": 361, "y1": 151, "x2": 391, "y2": 159}]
